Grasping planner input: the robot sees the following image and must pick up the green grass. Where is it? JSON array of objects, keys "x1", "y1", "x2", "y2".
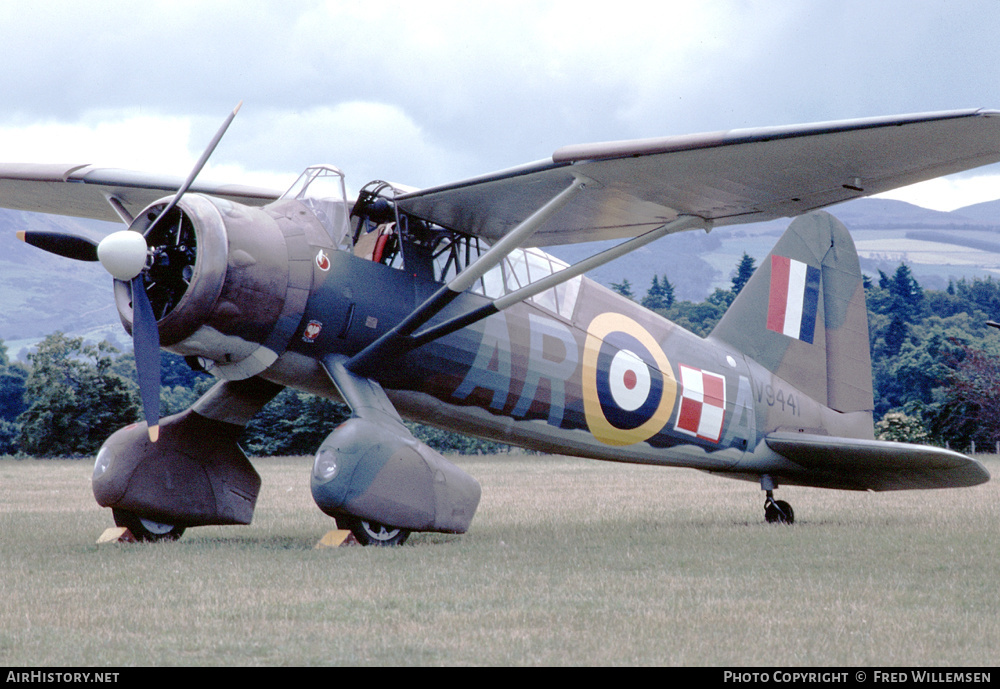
[{"x1": 1, "y1": 454, "x2": 997, "y2": 666}]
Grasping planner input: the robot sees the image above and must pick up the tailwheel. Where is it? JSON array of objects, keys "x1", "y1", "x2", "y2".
[
  {"x1": 764, "y1": 497, "x2": 794, "y2": 524},
  {"x1": 338, "y1": 515, "x2": 410, "y2": 546},
  {"x1": 113, "y1": 509, "x2": 186, "y2": 542}
]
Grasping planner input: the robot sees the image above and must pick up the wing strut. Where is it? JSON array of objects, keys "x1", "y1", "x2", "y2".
[
  {"x1": 102, "y1": 194, "x2": 135, "y2": 224},
  {"x1": 405, "y1": 213, "x2": 708, "y2": 347},
  {"x1": 346, "y1": 176, "x2": 587, "y2": 377},
  {"x1": 346, "y1": 182, "x2": 709, "y2": 381}
]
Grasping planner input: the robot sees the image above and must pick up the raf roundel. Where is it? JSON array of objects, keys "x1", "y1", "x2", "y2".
[
  {"x1": 608, "y1": 349, "x2": 651, "y2": 411},
  {"x1": 583, "y1": 313, "x2": 677, "y2": 446}
]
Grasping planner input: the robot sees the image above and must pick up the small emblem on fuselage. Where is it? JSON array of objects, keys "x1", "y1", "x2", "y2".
[
  {"x1": 316, "y1": 250, "x2": 331, "y2": 271},
  {"x1": 303, "y1": 320, "x2": 323, "y2": 342},
  {"x1": 674, "y1": 364, "x2": 727, "y2": 443}
]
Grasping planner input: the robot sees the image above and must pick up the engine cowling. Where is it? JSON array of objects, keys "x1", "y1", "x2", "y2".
[{"x1": 114, "y1": 194, "x2": 325, "y2": 380}]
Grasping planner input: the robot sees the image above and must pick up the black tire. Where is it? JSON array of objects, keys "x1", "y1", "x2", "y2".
[
  {"x1": 113, "y1": 509, "x2": 186, "y2": 542},
  {"x1": 337, "y1": 515, "x2": 410, "y2": 546},
  {"x1": 764, "y1": 500, "x2": 795, "y2": 524}
]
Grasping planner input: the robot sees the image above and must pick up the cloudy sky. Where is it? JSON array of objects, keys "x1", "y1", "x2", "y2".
[{"x1": 3, "y1": 0, "x2": 1000, "y2": 210}]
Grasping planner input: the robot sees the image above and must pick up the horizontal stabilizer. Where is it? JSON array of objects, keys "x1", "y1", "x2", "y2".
[{"x1": 766, "y1": 432, "x2": 990, "y2": 491}]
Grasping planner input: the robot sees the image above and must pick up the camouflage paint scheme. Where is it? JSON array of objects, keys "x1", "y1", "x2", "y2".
[
  {"x1": 4, "y1": 109, "x2": 998, "y2": 541},
  {"x1": 90, "y1": 199, "x2": 987, "y2": 538}
]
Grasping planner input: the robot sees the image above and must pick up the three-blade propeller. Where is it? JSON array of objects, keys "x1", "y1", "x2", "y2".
[{"x1": 16, "y1": 102, "x2": 243, "y2": 442}]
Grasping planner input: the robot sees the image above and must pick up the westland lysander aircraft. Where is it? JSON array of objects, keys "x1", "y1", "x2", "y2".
[{"x1": 1, "y1": 106, "x2": 996, "y2": 544}]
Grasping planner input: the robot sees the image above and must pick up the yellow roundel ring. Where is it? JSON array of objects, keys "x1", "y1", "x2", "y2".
[{"x1": 582, "y1": 312, "x2": 677, "y2": 446}]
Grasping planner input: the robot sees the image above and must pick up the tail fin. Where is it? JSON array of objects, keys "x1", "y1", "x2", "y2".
[{"x1": 710, "y1": 211, "x2": 873, "y2": 413}]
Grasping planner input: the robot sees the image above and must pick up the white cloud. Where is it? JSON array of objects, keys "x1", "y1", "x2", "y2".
[
  {"x1": 226, "y1": 102, "x2": 477, "y2": 192},
  {"x1": 2, "y1": 1, "x2": 1000, "y2": 210},
  {"x1": 0, "y1": 110, "x2": 297, "y2": 194},
  {"x1": 0, "y1": 114, "x2": 195, "y2": 173},
  {"x1": 875, "y1": 172, "x2": 1000, "y2": 212}
]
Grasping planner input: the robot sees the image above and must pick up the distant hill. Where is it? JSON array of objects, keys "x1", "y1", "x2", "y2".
[
  {"x1": 4, "y1": 196, "x2": 1000, "y2": 359},
  {"x1": 0, "y1": 209, "x2": 124, "y2": 357},
  {"x1": 950, "y1": 198, "x2": 1000, "y2": 225},
  {"x1": 825, "y1": 198, "x2": 985, "y2": 228},
  {"x1": 548, "y1": 230, "x2": 727, "y2": 302},
  {"x1": 550, "y1": 197, "x2": 1000, "y2": 300}
]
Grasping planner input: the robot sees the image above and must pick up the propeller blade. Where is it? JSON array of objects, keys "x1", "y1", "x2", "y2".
[
  {"x1": 17, "y1": 230, "x2": 99, "y2": 261},
  {"x1": 131, "y1": 274, "x2": 162, "y2": 442},
  {"x1": 145, "y1": 100, "x2": 243, "y2": 235}
]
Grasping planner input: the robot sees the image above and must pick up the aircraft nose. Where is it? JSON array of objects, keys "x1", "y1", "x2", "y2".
[{"x1": 97, "y1": 230, "x2": 149, "y2": 280}]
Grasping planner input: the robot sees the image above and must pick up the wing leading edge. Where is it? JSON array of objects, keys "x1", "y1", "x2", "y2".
[
  {"x1": 397, "y1": 109, "x2": 1000, "y2": 245},
  {"x1": 0, "y1": 163, "x2": 280, "y2": 223},
  {"x1": 3, "y1": 109, "x2": 999, "y2": 242}
]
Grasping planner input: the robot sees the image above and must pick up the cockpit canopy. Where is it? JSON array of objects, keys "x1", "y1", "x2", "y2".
[
  {"x1": 284, "y1": 170, "x2": 583, "y2": 321},
  {"x1": 280, "y1": 165, "x2": 352, "y2": 251}
]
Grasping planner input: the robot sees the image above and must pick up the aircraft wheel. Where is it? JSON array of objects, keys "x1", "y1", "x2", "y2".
[
  {"x1": 113, "y1": 509, "x2": 186, "y2": 542},
  {"x1": 338, "y1": 516, "x2": 410, "y2": 546},
  {"x1": 764, "y1": 500, "x2": 794, "y2": 525}
]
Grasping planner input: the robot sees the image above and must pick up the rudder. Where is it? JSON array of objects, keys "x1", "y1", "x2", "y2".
[{"x1": 709, "y1": 211, "x2": 873, "y2": 414}]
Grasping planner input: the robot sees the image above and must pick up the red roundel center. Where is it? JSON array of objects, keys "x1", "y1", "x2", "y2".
[
  {"x1": 623, "y1": 369, "x2": 637, "y2": 390},
  {"x1": 608, "y1": 349, "x2": 652, "y2": 412}
]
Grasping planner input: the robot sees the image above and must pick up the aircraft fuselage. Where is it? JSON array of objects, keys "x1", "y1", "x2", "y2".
[{"x1": 258, "y1": 234, "x2": 858, "y2": 478}]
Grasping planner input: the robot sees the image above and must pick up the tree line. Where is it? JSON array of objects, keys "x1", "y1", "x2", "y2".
[
  {"x1": 0, "y1": 334, "x2": 509, "y2": 458},
  {"x1": 3, "y1": 253, "x2": 999, "y2": 457}
]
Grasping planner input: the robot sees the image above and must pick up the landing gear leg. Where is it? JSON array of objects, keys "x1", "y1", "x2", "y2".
[{"x1": 761, "y1": 475, "x2": 794, "y2": 524}]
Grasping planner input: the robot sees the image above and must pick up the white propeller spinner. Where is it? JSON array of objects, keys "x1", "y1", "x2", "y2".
[{"x1": 97, "y1": 230, "x2": 149, "y2": 281}]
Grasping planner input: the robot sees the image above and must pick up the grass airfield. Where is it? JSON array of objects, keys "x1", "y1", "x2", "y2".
[{"x1": 1, "y1": 454, "x2": 997, "y2": 667}]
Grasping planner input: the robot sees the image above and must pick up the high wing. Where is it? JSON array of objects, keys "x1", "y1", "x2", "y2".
[
  {"x1": 0, "y1": 163, "x2": 280, "y2": 223},
  {"x1": 4, "y1": 110, "x2": 998, "y2": 240},
  {"x1": 396, "y1": 109, "x2": 1000, "y2": 245}
]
